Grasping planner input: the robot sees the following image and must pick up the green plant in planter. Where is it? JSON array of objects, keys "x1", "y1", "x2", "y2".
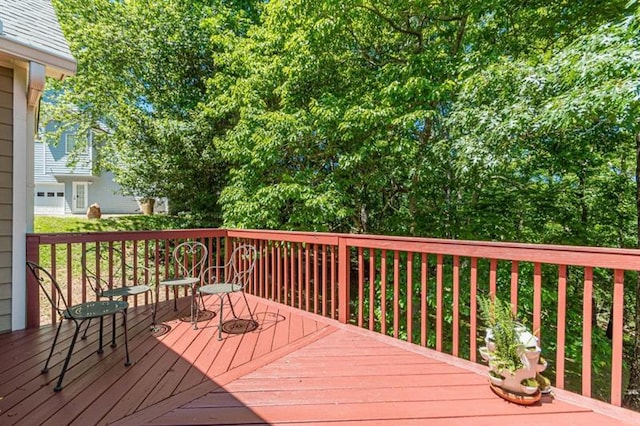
[
  {"x1": 478, "y1": 296, "x2": 549, "y2": 401},
  {"x1": 478, "y1": 296, "x2": 526, "y2": 374}
]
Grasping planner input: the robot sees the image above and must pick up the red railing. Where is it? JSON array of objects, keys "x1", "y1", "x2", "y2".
[
  {"x1": 26, "y1": 229, "x2": 227, "y2": 327},
  {"x1": 26, "y1": 228, "x2": 640, "y2": 408}
]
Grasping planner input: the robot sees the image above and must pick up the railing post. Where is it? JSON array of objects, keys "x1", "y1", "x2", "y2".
[
  {"x1": 611, "y1": 269, "x2": 624, "y2": 406},
  {"x1": 26, "y1": 234, "x2": 40, "y2": 328},
  {"x1": 338, "y1": 237, "x2": 349, "y2": 323}
]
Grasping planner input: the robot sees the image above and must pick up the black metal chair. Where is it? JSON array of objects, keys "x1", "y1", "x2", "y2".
[
  {"x1": 197, "y1": 244, "x2": 258, "y2": 340},
  {"x1": 26, "y1": 261, "x2": 131, "y2": 392},
  {"x1": 81, "y1": 244, "x2": 156, "y2": 335}
]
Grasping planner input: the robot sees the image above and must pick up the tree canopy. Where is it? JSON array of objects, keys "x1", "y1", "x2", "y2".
[{"x1": 49, "y1": 0, "x2": 637, "y2": 237}]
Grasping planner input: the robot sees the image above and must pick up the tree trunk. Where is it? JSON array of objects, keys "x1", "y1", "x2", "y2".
[{"x1": 623, "y1": 131, "x2": 640, "y2": 409}]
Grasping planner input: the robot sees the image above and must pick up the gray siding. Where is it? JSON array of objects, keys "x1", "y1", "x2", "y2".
[
  {"x1": 0, "y1": 66, "x2": 12, "y2": 333},
  {"x1": 82, "y1": 172, "x2": 141, "y2": 214},
  {"x1": 33, "y1": 140, "x2": 56, "y2": 183},
  {"x1": 39, "y1": 122, "x2": 92, "y2": 176}
]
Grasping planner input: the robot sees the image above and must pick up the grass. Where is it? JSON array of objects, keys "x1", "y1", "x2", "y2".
[{"x1": 34, "y1": 214, "x2": 191, "y2": 233}]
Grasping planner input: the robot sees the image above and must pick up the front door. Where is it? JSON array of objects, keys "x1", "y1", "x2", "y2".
[{"x1": 72, "y1": 182, "x2": 88, "y2": 213}]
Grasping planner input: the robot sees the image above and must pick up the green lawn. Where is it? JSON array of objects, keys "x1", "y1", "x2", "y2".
[{"x1": 34, "y1": 214, "x2": 193, "y2": 233}]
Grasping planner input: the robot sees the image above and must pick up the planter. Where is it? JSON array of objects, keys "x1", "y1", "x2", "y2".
[
  {"x1": 479, "y1": 346, "x2": 493, "y2": 362},
  {"x1": 480, "y1": 325, "x2": 544, "y2": 404},
  {"x1": 140, "y1": 198, "x2": 155, "y2": 215},
  {"x1": 488, "y1": 371, "x2": 504, "y2": 387},
  {"x1": 490, "y1": 362, "x2": 540, "y2": 396},
  {"x1": 489, "y1": 381, "x2": 542, "y2": 405},
  {"x1": 537, "y1": 357, "x2": 548, "y2": 373}
]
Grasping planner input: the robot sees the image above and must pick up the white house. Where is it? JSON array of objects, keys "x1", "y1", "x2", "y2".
[{"x1": 0, "y1": 0, "x2": 76, "y2": 332}]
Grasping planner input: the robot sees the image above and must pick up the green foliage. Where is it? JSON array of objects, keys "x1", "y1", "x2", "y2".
[{"x1": 478, "y1": 296, "x2": 526, "y2": 374}]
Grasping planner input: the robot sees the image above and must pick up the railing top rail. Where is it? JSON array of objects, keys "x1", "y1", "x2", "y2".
[
  {"x1": 227, "y1": 229, "x2": 341, "y2": 245},
  {"x1": 342, "y1": 235, "x2": 640, "y2": 270},
  {"x1": 28, "y1": 228, "x2": 227, "y2": 244},
  {"x1": 231, "y1": 228, "x2": 640, "y2": 254},
  {"x1": 28, "y1": 227, "x2": 640, "y2": 269}
]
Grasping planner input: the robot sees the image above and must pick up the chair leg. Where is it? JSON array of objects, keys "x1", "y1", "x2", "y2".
[
  {"x1": 81, "y1": 318, "x2": 92, "y2": 340},
  {"x1": 54, "y1": 322, "x2": 81, "y2": 392},
  {"x1": 218, "y1": 295, "x2": 224, "y2": 341},
  {"x1": 111, "y1": 313, "x2": 117, "y2": 347},
  {"x1": 198, "y1": 292, "x2": 206, "y2": 312},
  {"x1": 228, "y1": 293, "x2": 238, "y2": 319},
  {"x1": 173, "y1": 287, "x2": 178, "y2": 311},
  {"x1": 191, "y1": 287, "x2": 198, "y2": 330},
  {"x1": 150, "y1": 289, "x2": 157, "y2": 330},
  {"x1": 43, "y1": 320, "x2": 63, "y2": 373},
  {"x1": 241, "y1": 291, "x2": 255, "y2": 321},
  {"x1": 193, "y1": 296, "x2": 199, "y2": 329},
  {"x1": 122, "y1": 311, "x2": 131, "y2": 367},
  {"x1": 97, "y1": 316, "x2": 104, "y2": 354}
]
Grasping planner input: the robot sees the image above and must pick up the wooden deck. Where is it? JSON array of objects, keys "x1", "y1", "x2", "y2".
[{"x1": 1, "y1": 295, "x2": 638, "y2": 425}]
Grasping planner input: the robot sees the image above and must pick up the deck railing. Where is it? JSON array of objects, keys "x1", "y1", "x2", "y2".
[
  {"x1": 25, "y1": 229, "x2": 227, "y2": 327},
  {"x1": 26, "y1": 228, "x2": 640, "y2": 408}
]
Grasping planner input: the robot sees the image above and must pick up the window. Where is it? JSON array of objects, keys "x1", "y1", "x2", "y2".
[
  {"x1": 65, "y1": 133, "x2": 90, "y2": 154},
  {"x1": 65, "y1": 133, "x2": 76, "y2": 153},
  {"x1": 37, "y1": 192, "x2": 45, "y2": 197},
  {"x1": 47, "y1": 192, "x2": 54, "y2": 197},
  {"x1": 56, "y1": 192, "x2": 64, "y2": 197}
]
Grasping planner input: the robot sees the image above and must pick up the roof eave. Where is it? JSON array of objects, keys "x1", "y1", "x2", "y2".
[{"x1": 0, "y1": 36, "x2": 76, "y2": 79}]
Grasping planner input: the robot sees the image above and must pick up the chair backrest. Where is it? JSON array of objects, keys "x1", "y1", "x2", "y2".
[
  {"x1": 172, "y1": 241, "x2": 208, "y2": 279},
  {"x1": 26, "y1": 261, "x2": 70, "y2": 318},
  {"x1": 82, "y1": 244, "x2": 154, "y2": 296},
  {"x1": 206, "y1": 244, "x2": 257, "y2": 289},
  {"x1": 229, "y1": 244, "x2": 257, "y2": 289}
]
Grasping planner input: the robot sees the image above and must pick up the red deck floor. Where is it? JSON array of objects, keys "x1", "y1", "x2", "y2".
[{"x1": 0, "y1": 294, "x2": 638, "y2": 425}]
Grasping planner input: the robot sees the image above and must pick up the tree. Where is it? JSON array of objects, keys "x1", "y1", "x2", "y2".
[
  {"x1": 449, "y1": 5, "x2": 640, "y2": 407},
  {"x1": 211, "y1": 0, "x2": 628, "y2": 236},
  {"x1": 49, "y1": 0, "x2": 259, "y2": 223},
  {"x1": 211, "y1": 0, "x2": 640, "y2": 403}
]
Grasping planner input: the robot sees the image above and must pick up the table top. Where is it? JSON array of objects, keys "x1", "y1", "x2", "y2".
[{"x1": 159, "y1": 276, "x2": 200, "y2": 286}]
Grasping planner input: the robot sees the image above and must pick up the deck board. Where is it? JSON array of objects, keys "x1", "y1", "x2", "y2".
[{"x1": 0, "y1": 294, "x2": 638, "y2": 425}]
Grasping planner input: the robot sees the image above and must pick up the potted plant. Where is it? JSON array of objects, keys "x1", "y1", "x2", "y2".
[
  {"x1": 139, "y1": 197, "x2": 155, "y2": 215},
  {"x1": 478, "y1": 296, "x2": 550, "y2": 404}
]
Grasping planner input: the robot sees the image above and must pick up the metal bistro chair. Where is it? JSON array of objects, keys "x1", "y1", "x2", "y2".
[
  {"x1": 26, "y1": 261, "x2": 131, "y2": 392},
  {"x1": 158, "y1": 241, "x2": 208, "y2": 329},
  {"x1": 197, "y1": 244, "x2": 258, "y2": 340},
  {"x1": 82, "y1": 245, "x2": 156, "y2": 335}
]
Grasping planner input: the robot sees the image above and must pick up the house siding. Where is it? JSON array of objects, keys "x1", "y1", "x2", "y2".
[
  {"x1": 34, "y1": 140, "x2": 56, "y2": 183},
  {"x1": 41, "y1": 123, "x2": 92, "y2": 176},
  {"x1": 0, "y1": 65, "x2": 13, "y2": 333},
  {"x1": 84, "y1": 172, "x2": 142, "y2": 214}
]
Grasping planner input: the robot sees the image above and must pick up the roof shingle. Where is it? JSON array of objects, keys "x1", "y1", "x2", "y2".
[{"x1": 0, "y1": 0, "x2": 75, "y2": 74}]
